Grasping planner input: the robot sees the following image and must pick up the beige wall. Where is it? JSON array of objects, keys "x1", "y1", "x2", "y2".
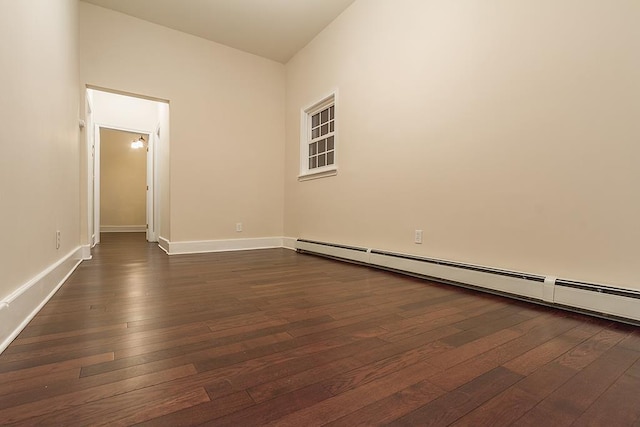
[
  {"x1": 0, "y1": 1, "x2": 80, "y2": 300},
  {"x1": 100, "y1": 129, "x2": 147, "y2": 228},
  {"x1": 79, "y1": 3, "x2": 285, "y2": 243},
  {"x1": 285, "y1": 0, "x2": 640, "y2": 288}
]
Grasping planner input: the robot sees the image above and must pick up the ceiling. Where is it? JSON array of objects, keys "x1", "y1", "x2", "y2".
[{"x1": 81, "y1": 0, "x2": 356, "y2": 63}]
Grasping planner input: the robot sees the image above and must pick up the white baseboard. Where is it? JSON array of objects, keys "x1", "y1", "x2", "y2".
[
  {"x1": 0, "y1": 247, "x2": 84, "y2": 354},
  {"x1": 101, "y1": 225, "x2": 146, "y2": 233},
  {"x1": 81, "y1": 244, "x2": 92, "y2": 260},
  {"x1": 158, "y1": 236, "x2": 170, "y2": 254},
  {"x1": 282, "y1": 237, "x2": 297, "y2": 251},
  {"x1": 295, "y1": 239, "x2": 640, "y2": 324},
  {"x1": 157, "y1": 236, "x2": 295, "y2": 255},
  {"x1": 166, "y1": 237, "x2": 284, "y2": 255}
]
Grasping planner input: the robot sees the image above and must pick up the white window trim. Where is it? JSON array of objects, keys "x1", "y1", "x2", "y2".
[{"x1": 298, "y1": 90, "x2": 338, "y2": 181}]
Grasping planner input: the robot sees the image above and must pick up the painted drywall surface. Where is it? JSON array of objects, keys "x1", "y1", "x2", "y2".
[
  {"x1": 157, "y1": 102, "x2": 171, "y2": 239},
  {"x1": 0, "y1": 1, "x2": 80, "y2": 297},
  {"x1": 100, "y1": 129, "x2": 147, "y2": 227},
  {"x1": 92, "y1": 90, "x2": 160, "y2": 134},
  {"x1": 79, "y1": 3, "x2": 285, "y2": 242},
  {"x1": 285, "y1": 0, "x2": 640, "y2": 288}
]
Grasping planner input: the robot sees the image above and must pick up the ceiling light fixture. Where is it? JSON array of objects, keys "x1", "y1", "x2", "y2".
[{"x1": 131, "y1": 136, "x2": 145, "y2": 149}]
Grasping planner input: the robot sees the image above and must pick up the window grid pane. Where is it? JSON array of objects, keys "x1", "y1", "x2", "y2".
[
  {"x1": 311, "y1": 104, "x2": 333, "y2": 141},
  {"x1": 307, "y1": 102, "x2": 335, "y2": 171}
]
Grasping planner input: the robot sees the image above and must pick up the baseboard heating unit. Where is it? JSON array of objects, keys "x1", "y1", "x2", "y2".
[{"x1": 295, "y1": 239, "x2": 640, "y2": 325}]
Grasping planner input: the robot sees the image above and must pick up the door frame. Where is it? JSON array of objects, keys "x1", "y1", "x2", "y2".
[
  {"x1": 86, "y1": 90, "x2": 95, "y2": 247},
  {"x1": 92, "y1": 124, "x2": 157, "y2": 243}
]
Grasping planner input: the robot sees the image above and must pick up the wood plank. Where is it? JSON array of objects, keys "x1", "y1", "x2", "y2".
[
  {"x1": 556, "y1": 327, "x2": 627, "y2": 371},
  {"x1": 355, "y1": 325, "x2": 458, "y2": 365},
  {"x1": 572, "y1": 373, "x2": 640, "y2": 426},
  {"x1": 0, "y1": 352, "x2": 114, "y2": 384},
  {"x1": 136, "y1": 391, "x2": 255, "y2": 426},
  {"x1": 426, "y1": 328, "x2": 522, "y2": 370},
  {"x1": 23, "y1": 381, "x2": 211, "y2": 426},
  {"x1": 206, "y1": 336, "x2": 389, "y2": 398},
  {"x1": 79, "y1": 326, "x2": 306, "y2": 378},
  {"x1": 246, "y1": 356, "x2": 363, "y2": 403},
  {"x1": 0, "y1": 365, "x2": 197, "y2": 423},
  {"x1": 389, "y1": 366, "x2": 524, "y2": 426},
  {"x1": 451, "y1": 386, "x2": 539, "y2": 427},
  {"x1": 321, "y1": 343, "x2": 445, "y2": 396},
  {"x1": 262, "y1": 360, "x2": 443, "y2": 426},
  {"x1": 627, "y1": 357, "x2": 640, "y2": 379},
  {"x1": 428, "y1": 311, "x2": 579, "y2": 391},
  {"x1": 502, "y1": 321, "x2": 602, "y2": 376},
  {"x1": 324, "y1": 379, "x2": 445, "y2": 427},
  {"x1": 10, "y1": 323, "x2": 128, "y2": 346},
  {"x1": 201, "y1": 383, "x2": 334, "y2": 426},
  {"x1": 514, "y1": 345, "x2": 640, "y2": 426},
  {"x1": 440, "y1": 312, "x2": 532, "y2": 347},
  {"x1": 1, "y1": 322, "x2": 213, "y2": 362},
  {"x1": 0, "y1": 367, "x2": 79, "y2": 398}
]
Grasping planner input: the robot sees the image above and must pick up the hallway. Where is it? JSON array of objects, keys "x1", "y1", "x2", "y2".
[{"x1": 0, "y1": 233, "x2": 639, "y2": 425}]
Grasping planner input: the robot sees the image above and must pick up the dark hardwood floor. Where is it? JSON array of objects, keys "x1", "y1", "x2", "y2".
[{"x1": 1, "y1": 233, "x2": 639, "y2": 426}]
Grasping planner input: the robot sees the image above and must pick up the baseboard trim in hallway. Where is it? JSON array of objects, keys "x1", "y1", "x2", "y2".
[
  {"x1": 0, "y1": 246, "x2": 84, "y2": 354},
  {"x1": 164, "y1": 236, "x2": 285, "y2": 255},
  {"x1": 100, "y1": 225, "x2": 147, "y2": 233}
]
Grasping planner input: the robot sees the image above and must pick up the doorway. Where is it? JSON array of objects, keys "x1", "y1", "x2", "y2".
[
  {"x1": 86, "y1": 87, "x2": 169, "y2": 247},
  {"x1": 99, "y1": 128, "x2": 149, "y2": 236},
  {"x1": 93, "y1": 124, "x2": 155, "y2": 244}
]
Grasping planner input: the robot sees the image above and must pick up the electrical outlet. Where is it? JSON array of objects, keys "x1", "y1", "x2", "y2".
[
  {"x1": 236, "y1": 222, "x2": 243, "y2": 232},
  {"x1": 414, "y1": 229, "x2": 423, "y2": 244},
  {"x1": 56, "y1": 230, "x2": 61, "y2": 249}
]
